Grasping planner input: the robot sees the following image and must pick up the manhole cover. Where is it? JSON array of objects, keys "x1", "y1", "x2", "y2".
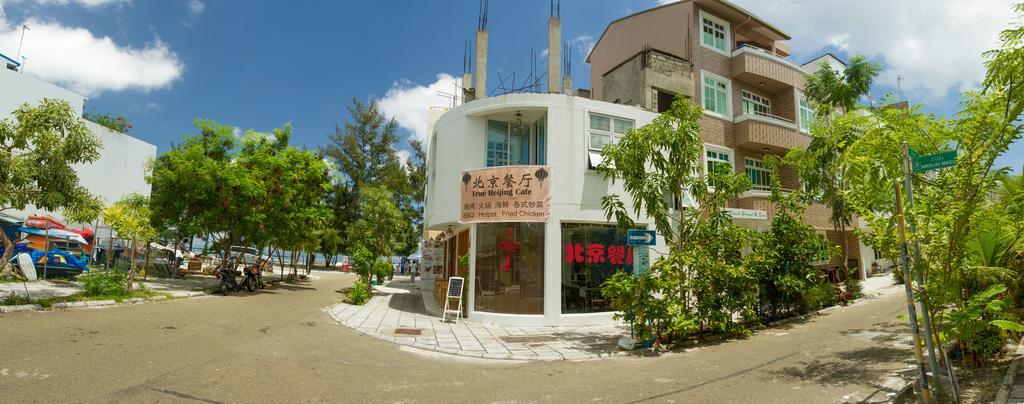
[
  {"x1": 500, "y1": 335, "x2": 556, "y2": 344},
  {"x1": 394, "y1": 328, "x2": 422, "y2": 336}
]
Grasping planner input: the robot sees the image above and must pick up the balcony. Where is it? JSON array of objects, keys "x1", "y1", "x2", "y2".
[
  {"x1": 731, "y1": 45, "x2": 806, "y2": 92},
  {"x1": 734, "y1": 112, "x2": 810, "y2": 154}
]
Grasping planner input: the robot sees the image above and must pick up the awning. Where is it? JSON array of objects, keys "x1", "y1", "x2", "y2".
[{"x1": 17, "y1": 227, "x2": 89, "y2": 245}]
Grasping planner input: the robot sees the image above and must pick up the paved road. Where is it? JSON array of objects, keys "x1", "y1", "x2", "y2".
[{"x1": 0, "y1": 272, "x2": 914, "y2": 403}]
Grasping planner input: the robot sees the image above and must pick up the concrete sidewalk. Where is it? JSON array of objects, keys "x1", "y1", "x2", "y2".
[
  {"x1": 0, "y1": 275, "x2": 219, "y2": 300},
  {"x1": 327, "y1": 280, "x2": 628, "y2": 361}
]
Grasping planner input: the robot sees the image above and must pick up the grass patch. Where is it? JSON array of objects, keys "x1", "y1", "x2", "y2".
[{"x1": 2, "y1": 288, "x2": 173, "y2": 308}]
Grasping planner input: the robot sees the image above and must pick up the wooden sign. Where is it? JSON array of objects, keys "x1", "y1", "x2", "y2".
[{"x1": 460, "y1": 166, "x2": 551, "y2": 223}]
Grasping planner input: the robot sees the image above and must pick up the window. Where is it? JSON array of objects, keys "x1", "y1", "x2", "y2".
[
  {"x1": 486, "y1": 119, "x2": 545, "y2": 167},
  {"x1": 701, "y1": 72, "x2": 731, "y2": 117},
  {"x1": 561, "y1": 223, "x2": 637, "y2": 314},
  {"x1": 741, "y1": 90, "x2": 771, "y2": 117},
  {"x1": 588, "y1": 113, "x2": 633, "y2": 169},
  {"x1": 704, "y1": 146, "x2": 733, "y2": 187},
  {"x1": 745, "y1": 158, "x2": 772, "y2": 191},
  {"x1": 874, "y1": 247, "x2": 885, "y2": 261},
  {"x1": 474, "y1": 223, "x2": 544, "y2": 314},
  {"x1": 799, "y1": 94, "x2": 815, "y2": 133},
  {"x1": 657, "y1": 90, "x2": 676, "y2": 113},
  {"x1": 700, "y1": 11, "x2": 730, "y2": 55}
]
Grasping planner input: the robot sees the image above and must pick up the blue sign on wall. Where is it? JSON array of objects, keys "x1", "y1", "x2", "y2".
[{"x1": 627, "y1": 229, "x2": 656, "y2": 246}]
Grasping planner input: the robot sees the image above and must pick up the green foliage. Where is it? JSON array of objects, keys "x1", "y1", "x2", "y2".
[
  {"x1": 799, "y1": 283, "x2": 839, "y2": 313},
  {"x1": 148, "y1": 120, "x2": 331, "y2": 262},
  {"x1": 0, "y1": 98, "x2": 103, "y2": 276},
  {"x1": 372, "y1": 259, "x2": 393, "y2": 280},
  {"x1": 104, "y1": 193, "x2": 157, "y2": 243},
  {"x1": 83, "y1": 111, "x2": 132, "y2": 133},
  {"x1": 601, "y1": 270, "x2": 690, "y2": 344},
  {"x1": 346, "y1": 280, "x2": 371, "y2": 305},
  {"x1": 348, "y1": 243, "x2": 375, "y2": 283},
  {"x1": 347, "y1": 185, "x2": 411, "y2": 261},
  {"x1": 943, "y1": 284, "x2": 1022, "y2": 360},
  {"x1": 79, "y1": 270, "x2": 128, "y2": 297},
  {"x1": 323, "y1": 99, "x2": 422, "y2": 258},
  {"x1": 747, "y1": 158, "x2": 836, "y2": 321}
]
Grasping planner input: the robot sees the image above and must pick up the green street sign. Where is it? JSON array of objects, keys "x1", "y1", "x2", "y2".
[{"x1": 911, "y1": 150, "x2": 956, "y2": 173}]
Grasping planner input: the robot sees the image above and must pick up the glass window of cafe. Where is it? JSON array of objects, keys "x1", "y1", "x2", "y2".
[
  {"x1": 474, "y1": 222, "x2": 544, "y2": 314},
  {"x1": 561, "y1": 223, "x2": 635, "y2": 314}
]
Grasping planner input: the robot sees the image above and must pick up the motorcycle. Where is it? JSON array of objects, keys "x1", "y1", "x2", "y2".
[
  {"x1": 239, "y1": 264, "x2": 265, "y2": 292},
  {"x1": 216, "y1": 258, "x2": 240, "y2": 296}
]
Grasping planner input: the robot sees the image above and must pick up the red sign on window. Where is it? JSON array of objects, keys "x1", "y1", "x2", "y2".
[{"x1": 562, "y1": 243, "x2": 632, "y2": 265}]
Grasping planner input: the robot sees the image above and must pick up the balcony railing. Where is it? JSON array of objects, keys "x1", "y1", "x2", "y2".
[{"x1": 732, "y1": 44, "x2": 806, "y2": 73}]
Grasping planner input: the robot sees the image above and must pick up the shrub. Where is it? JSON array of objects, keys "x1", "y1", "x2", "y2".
[
  {"x1": 799, "y1": 282, "x2": 838, "y2": 313},
  {"x1": 347, "y1": 280, "x2": 371, "y2": 305},
  {"x1": 79, "y1": 270, "x2": 128, "y2": 297},
  {"x1": 845, "y1": 267, "x2": 863, "y2": 299},
  {"x1": 373, "y1": 260, "x2": 393, "y2": 280}
]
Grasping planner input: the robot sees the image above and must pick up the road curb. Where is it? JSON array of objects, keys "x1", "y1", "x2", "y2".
[
  {"x1": 0, "y1": 304, "x2": 42, "y2": 313},
  {"x1": 996, "y1": 336, "x2": 1024, "y2": 404},
  {"x1": 1, "y1": 290, "x2": 211, "y2": 314}
]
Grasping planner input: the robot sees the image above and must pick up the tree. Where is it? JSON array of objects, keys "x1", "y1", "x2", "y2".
[
  {"x1": 790, "y1": 56, "x2": 881, "y2": 276},
  {"x1": 149, "y1": 119, "x2": 240, "y2": 259},
  {"x1": 103, "y1": 193, "x2": 156, "y2": 293},
  {"x1": 323, "y1": 98, "x2": 418, "y2": 258},
  {"x1": 747, "y1": 157, "x2": 835, "y2": 320},
  {"x1": 347, "y1": 185, "x2": 411, "y2": 263},
  {"x1": 0, "y1": 99, "x2": 103, "y2": 277},
  {"x1": 150, "y1": 120, "x2": 331, "y2": 270},
  {"x1": 598, "y1": 97, "x2": 755, "y2": 343}
]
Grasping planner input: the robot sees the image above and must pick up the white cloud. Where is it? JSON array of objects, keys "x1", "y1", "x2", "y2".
[
  {"x1": 569, "y1": 34, "x2": 595, "y2": 57},
  {"x1": 184, "y1": 0, "x2": 204, "y2": 27},
  {"x1": 396, "y1": 149, "x2": 411, "y2": 167},
  {"x1": 144, "y1": 101, "x2": 160, "y2": 110},
  {"x1": 0, "y1": 14, "x2": 184, "y2": 96},
  {"x1": 378, "y1": 73, "x2": 461, "y2": 142},
  {"x1": 733, "y1": 0, "x2": 1015, "y2": 100}
]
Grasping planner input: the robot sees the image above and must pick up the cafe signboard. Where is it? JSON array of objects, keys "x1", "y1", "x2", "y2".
[{"x1": 460, "y1": 165, "x2": 551, "y2": 223}]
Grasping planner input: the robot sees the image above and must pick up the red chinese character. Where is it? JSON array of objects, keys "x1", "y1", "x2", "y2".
[
  {"x1": 562, "y1": 243, "x2": 584, "y2": 264},
  {"x1": 586, "y1": 243, "x2": 606, "y2": 263},
  {"x1": 607, "y1": 245, "x2": 626, "y2": 265},
  {"x1": 626, "y1": 247, "x2": 633, "y2": 265}
]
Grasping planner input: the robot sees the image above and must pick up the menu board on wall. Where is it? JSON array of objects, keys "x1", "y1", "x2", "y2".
[{"x1": 460, "y1": 165, "x2": 551, "y2": 223}]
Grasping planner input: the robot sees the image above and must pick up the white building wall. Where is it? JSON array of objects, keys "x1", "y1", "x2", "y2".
[
  {"x1": 425, "y1": 93, "x2": 668, "y2": 326},
  {"x1": 0, "y1": 67, "x2": 156, "y2": 226}
]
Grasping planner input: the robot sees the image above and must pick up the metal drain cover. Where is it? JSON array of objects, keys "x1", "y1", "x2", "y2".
[
  {"x1": 500, "y1": 335, "x2": 556, "y2": 344},
  {"x1": 394, "y1": 328, "x2": 423, "y2": 336}
]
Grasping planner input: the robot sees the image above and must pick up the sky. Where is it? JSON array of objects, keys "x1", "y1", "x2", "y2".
[{"x1": 0, "y1": 0, "x2": 1022, "y2": 171}]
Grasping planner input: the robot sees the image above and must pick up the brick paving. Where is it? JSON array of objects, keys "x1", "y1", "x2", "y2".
[{"x1": 326, "y1": 281, "x2": 628, "y2": 361}]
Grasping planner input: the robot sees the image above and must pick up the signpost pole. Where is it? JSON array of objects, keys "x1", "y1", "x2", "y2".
[
  {"x1": 903, "y1": 142, "x2": 958, "y2": 401},
  {"x1": 896, "y1": 183, "x2": 933, "y2": 403}
]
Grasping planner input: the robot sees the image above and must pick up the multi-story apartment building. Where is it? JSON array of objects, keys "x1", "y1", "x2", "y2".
[
  {"x1": 422, "y1": 0, "x2": 887, "y2": 327},
  {"x1": 589, "y1": 0, "x2": 876, "y2": 280}
]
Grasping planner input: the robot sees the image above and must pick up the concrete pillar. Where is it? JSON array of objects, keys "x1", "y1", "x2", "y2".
[
  {"x1": 562, "y1": 75, "x2": 572, "y2": 96},
  {"x1": 461, "y1": 72, "x2": 474, "y2": 102},
  {"x1": 547, "y1": 18, "x2": 561, "y2": 93},
  {"x1": 475, "y1": 30, "x2": 488, "y2": 99}
]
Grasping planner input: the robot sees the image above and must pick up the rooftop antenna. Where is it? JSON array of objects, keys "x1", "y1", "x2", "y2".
[{"x1": 16, "y1": 24, "x2": 30, "y2": 71}]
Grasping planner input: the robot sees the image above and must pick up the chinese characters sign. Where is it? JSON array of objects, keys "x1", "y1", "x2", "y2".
[
  {"x1": 460, "y1": 165, "x2": 551, "y2": 223},
  {"x1": 562, "y1": 243, "x2": 633, "y2": 266}
]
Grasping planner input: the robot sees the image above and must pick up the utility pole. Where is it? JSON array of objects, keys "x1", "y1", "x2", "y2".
[
  {"x1": 896, "y1": 183, "x2": 933, "y2": 404},
  {"x1": 902, "y1": 141, "x2": 959, "y2": 401}
]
